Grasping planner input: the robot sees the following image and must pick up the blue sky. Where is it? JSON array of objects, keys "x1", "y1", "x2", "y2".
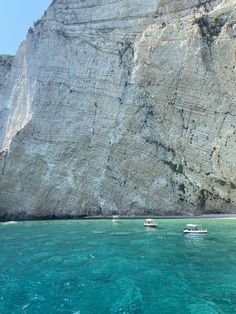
[{"x1": 0, "y1": 0, "x2": 52, "y2": 55}]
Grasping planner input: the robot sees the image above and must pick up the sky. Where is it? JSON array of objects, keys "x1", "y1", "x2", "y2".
[{"x1": 0, "y1": 0, "x2": 52, "y2": 55}]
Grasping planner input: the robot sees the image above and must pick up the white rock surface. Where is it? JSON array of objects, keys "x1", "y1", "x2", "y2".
[{"x1": 0, "y1": 0, "x2": 236, "y2": 219}]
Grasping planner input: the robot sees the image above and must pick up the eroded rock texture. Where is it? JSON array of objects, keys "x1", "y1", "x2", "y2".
[
  {"x1": 0, "y1": 0, "x2": 236, "y2": 219},
  {"x1": 0, "y1": 55, "x2": 13, "y2": 88}
]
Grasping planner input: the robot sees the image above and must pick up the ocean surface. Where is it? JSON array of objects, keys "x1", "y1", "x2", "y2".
[{"x1": 0, "y1": 219, "x2": 236, "y2": 313}]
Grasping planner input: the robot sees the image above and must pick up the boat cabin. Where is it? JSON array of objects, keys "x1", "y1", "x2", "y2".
[
  {"x1": 144, "y1": 218, "x2": 158, "y2": 228},
  {"x1": 183, "y1": 224, "x2": 207, "y2": 234},
  {"x1": 112, "y1": 215, "x2": 120, "y2": 222}
]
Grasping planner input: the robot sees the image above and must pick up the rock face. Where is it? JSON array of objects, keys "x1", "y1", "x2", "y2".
[
  {"x1": 0, "y1": 55, "x2": 14, "y2": 88},
  {"x1": 0, "y1": 0, "x2": 236, "y2": 219}
]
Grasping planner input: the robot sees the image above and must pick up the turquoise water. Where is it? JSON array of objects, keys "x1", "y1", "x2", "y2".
[{"x1": 0, "y1": 219, "x2": 236, "y2": 313}]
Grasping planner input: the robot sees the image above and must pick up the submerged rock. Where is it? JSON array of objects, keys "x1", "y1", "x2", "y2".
[{"x1": 0, "y1": 0, "x2": 236, "y2": 218}]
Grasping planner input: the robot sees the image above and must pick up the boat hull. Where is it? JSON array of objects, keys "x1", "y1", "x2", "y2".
[
  {"x1": 144, "y1": 224, "x2": 157, "y2": 228},
  {"x1": 183, "y1": 230, "x2": 207, "y2": 234}
]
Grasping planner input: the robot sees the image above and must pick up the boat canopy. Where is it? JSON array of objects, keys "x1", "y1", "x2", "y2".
[{"x1": 186, "y1": 224, "x2": 197, "y2": 227}]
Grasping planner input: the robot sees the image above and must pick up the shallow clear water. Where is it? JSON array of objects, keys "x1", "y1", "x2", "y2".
[{"x1": 0, "y1": 219, "x2": 236, "y2": 313}]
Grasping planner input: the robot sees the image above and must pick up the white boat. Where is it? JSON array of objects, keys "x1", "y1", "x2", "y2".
[
  {"x1": 144, "y1": 218, "x2": 158, "y2": 228},
  {"x1": 3, "y1": 221, "x2": 17, "y2": 225},
  {"x1": 112, "y1": 215, "x2": 120, "y2": 222},
  {"x1": 183, "y1": 224, "x2": 207, "y2": 234}
]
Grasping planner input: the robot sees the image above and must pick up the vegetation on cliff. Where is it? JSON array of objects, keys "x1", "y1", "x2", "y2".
[{"x1": 0, "y1": 54, "x2": 14, "y2": 67}]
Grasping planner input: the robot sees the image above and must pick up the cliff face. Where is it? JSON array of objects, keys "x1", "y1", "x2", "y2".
[
  {"x1": 0, "y1": 55, "x2": 14, "y2": 87},
  {"x1": 0, "y1": 0, "x2": 236, "y2": 219}
]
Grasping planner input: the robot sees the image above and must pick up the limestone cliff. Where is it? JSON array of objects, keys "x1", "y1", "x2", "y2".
[
  {"x1": 0, "y1": 0, "x2": 236, "y2": 219},
  {"x1": 0, "y1": 55, "x2": 14, "y2": 88}
]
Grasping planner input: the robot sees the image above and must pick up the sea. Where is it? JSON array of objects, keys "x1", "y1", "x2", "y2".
[{"x1": 0, "y1": 218, "x2": 235, "y2": 313}]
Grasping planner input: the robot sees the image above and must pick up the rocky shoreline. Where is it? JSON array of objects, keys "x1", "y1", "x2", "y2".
[{"x1": 1, "y1": 213, "x2": 236, "y2": 222}]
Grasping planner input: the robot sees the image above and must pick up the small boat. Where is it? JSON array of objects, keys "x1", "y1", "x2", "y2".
[
  {"x1": 183, "y1": 224, "x2": 207, "y2": 234},
  {"x1": 112, "y1": 215, "x2": 120, "y2": 223},
  {"x1": 144, "y1": 218, "x2": 158, "y2": 228},
  {"x1": 3, "y1": 221, "x2": 17, "y2": 225}
]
